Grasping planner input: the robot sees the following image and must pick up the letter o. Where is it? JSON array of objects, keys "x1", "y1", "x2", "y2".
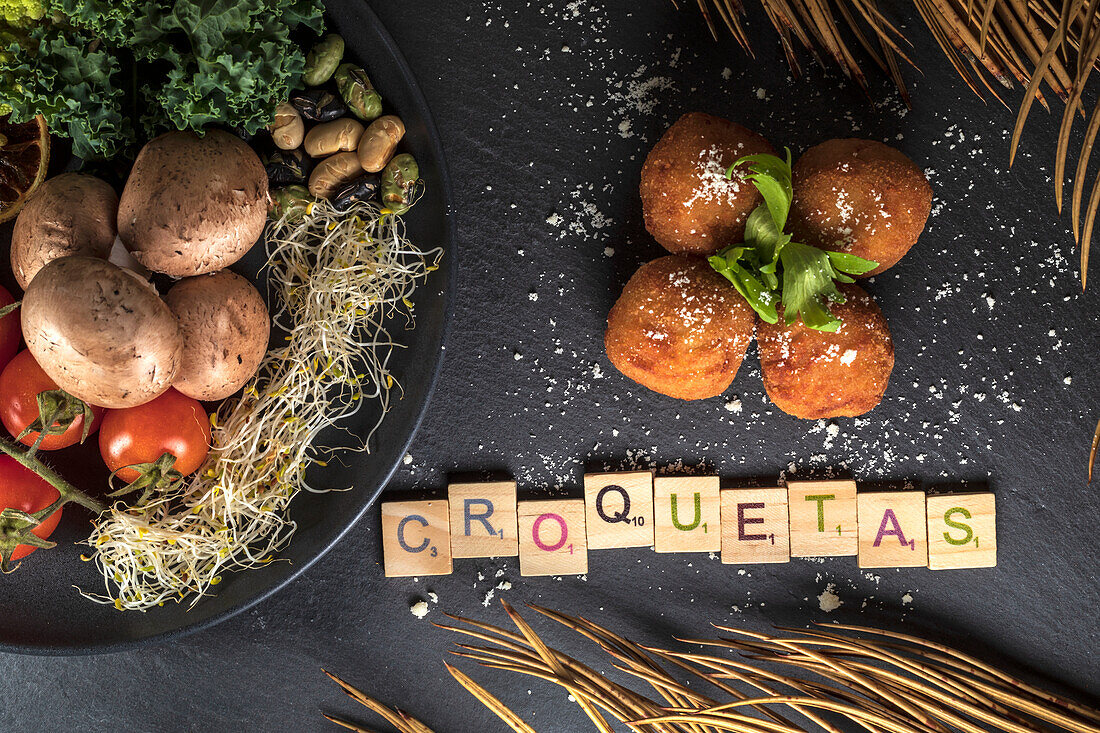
[{"x1": 532, "y1": 513, "x2": 568, "y2": 552}]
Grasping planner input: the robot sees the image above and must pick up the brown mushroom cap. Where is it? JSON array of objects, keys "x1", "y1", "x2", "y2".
[
  {"x1": 10, "y1": 173, "x2": 118, "y2": 290},
  {"x1": 21, "y1": 256, "x2": 183, "y2": 408},
  {"x1": 164, "y1": 269, "x2": 270, "y2": 401},
  {"x1": 118, "y1": 130, "x2": 268, "y2": 278}
]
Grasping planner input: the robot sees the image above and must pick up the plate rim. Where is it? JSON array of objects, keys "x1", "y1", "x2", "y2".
[{"x1": 0, "y1": 2, "x2": 456, "y2": 657}]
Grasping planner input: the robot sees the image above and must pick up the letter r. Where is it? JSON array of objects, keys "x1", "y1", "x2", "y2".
[{"x1": 464, "y1": 498, "x2": 496, "y2": 537}]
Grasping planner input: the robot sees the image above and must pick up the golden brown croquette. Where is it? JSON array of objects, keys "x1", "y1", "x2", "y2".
[
  {"x1": 788, "y1": 138, "x2": 931, "y2": 276},
  {"x1": 640, "y1": 112, "x2": 775, "y2": 256},
  {"x1": 605, "y1": 255, "x2": 755, "y2": 400},
  {"x1": 757, "y1": 283, "x2": 894, "y2": 419}
]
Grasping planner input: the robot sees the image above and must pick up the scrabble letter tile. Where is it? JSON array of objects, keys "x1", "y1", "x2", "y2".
[
  {"x1": 382, "y1": 500, "x2": 452, "y2": 577},
  {"x1": 857, "y1": 491, "x2": 928, "y2": 568},
  {"x1": 653, "y1": 476, "x2": 721, "y2": 553},
  {"x1": 448, "y1": 481, "x2": 519, "y2": 558},
  {"x1": 787, "y1": 480, "x2": 857, "y2": 557},
  {"x1": 720, "y1": 488, "x2": 790, "y2": 564},
  {"x1": 583, "y1": 470, "x2": 654, "y2": 550},
  {"x1": 926, "y1": 493, "x2": 997, "y2": 570},
  {"x1": 518, "y1": 499, "x2": 588, "y2": 576}
]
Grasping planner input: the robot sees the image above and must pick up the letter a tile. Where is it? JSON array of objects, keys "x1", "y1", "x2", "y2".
[{"x1": 857, "y1": 491, "x2": 928, "y2": 568}]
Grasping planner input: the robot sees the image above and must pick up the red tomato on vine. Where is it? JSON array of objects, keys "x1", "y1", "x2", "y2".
[
  {"x1": 0, "y1": 454, "x2": 62, "y2": 561},
  {"x1": 99, "y1": 388, "x2": 211, "y2": 483},
  {"x1": 0, "y1": 350, "x2": 106, "y2": 450}
]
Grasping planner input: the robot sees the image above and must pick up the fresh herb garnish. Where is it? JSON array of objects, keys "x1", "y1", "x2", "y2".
[{"x1": 707, "y1": 150, "x2": 878, "y2": 332}]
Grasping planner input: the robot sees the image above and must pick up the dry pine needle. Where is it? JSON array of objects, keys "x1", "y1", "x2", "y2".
[{"x1": 324, "y1": 602, "x2": 1100, "y2": 733}]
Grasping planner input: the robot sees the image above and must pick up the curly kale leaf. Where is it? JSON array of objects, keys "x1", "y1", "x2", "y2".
[
  {"x1": 0, "y1": 0, "x2": 323, "y2": 158},
  {"x1": 0, "y1": 25, "x2": 134, "y2": 158},
  {"x1": 137, "y1": 1, "x2": 319, "y2": 138},
  {"x1": 47, "y1": 0, "x2": 143, "y2": 43}
]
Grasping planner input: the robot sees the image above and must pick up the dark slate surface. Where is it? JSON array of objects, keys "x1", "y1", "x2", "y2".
[{"x1": 4, "y1": 1, "x2": 1098, "y2": 730}]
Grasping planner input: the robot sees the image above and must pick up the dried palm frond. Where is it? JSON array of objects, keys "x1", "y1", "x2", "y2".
[
  {"x1": 322, "y1": 669, "x2": 435, "y2": 733},
  {"x1": 324, "y1": 601, "x2": 1100, "y2": 733},
  {"x1": 1089, "y1": 418, "x2": 1099, "y2": 482},
  {"x1": 682, "y1": 0, "x2": 1100, "y2": 288}
]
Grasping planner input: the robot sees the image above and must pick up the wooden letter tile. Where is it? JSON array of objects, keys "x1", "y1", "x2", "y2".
[
  {"x1": 787, "y1": 480, "x2": 857, "y2": 557},
  {"x1": 447, "y1": 481, "x2": 519, "y2": 558},
  {"x1": 926, "y1": 493, "x2": 997, "y2": 570},
  {"x1": 382, "y1": 500, "x2": 452, "y2": 577},
  {"x1": 653, "y1": 476, "x2": 721, "y2": 553},
  {"x1": 583, "y1": 470, "x2": 654, "y2": 550},
  {"x1": 857, "y1": 491, "x2": 928, "y2": 568},
  {"x1": 518, "y1": 499, "x2": 588, "y2": 576},
  {"x1": 720, "y1": 488, "x2": 790, "y2": 564}
]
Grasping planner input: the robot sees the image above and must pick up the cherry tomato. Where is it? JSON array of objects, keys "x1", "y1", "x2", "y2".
[
  {"x1": 0, "y1": 350, "x2": 106, "y2": 450},
  {"x1": 0, "y1": 284, "x2": 20, "y2": 373},
  {"x1": 99, "y1": 388, "x2": 211, "y2": 483},
  {"x1": 0, "y1": 454, "x2": 61, "y2": 561}
]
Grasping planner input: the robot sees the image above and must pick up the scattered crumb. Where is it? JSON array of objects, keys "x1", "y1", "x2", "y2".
[
  {"x1": 818, "y1": 583, "x2": 843, "y2": 613},
  {"x1": 409, "y1": 601, "x2": 430, "y2": 619}
]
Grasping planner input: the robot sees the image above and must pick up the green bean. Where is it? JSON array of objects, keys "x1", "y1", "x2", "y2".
[
  {"x1": 381, "y1": 153, "x2": 420, "y2": 215},
  {"x1": 302, "y1": 34, "x2": 344, "y2": 86},
  {"x1": 335, "y1": 63, "x2": 383, "y2": 122},
  {"x1": 270, "y1": 185, "x2": 314, "y2": 222}
]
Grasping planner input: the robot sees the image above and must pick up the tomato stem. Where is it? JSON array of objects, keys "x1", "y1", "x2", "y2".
[{"x1": 0, "y1": 436, "x2": 106, "y2": 515}]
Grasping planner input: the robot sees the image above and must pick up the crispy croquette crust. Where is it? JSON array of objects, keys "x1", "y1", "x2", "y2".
[
  {"x1": 788, "y1": 138, "x2": 931, "y2": 277},
  {"x1": 605, "y1": 255, "x2": 755, "y2": 400},
  {"x1": 640, "y1": 112, "x2": 775, "y2": 256},
  {"x1": 757, "y1": 283, "x2": 894, "y2": 419}
]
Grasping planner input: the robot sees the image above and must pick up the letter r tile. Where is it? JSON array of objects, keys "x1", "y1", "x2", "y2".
[{"x1": 448, "y1": 481, "x2": 519, "y2": 558}]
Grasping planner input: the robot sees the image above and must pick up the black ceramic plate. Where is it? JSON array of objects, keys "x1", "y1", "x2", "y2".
[{"x1": 0, "y1": 3, "x2": 454, "y2": 654}]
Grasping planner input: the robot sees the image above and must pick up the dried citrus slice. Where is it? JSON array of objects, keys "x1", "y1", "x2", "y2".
[{"x1": 0, "y1": 114, "x2": 49, "y2": 224}]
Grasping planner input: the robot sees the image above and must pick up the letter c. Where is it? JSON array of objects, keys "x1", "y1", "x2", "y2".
[{"x1": 397, "y1": 514, "x2": 430, "y2": 553}]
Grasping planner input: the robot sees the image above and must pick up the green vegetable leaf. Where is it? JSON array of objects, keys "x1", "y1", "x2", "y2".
[
  {"x1": 778, "y1": 241, "x2": 845, "y2": 332},
  {"x1": 710, "y1": 148, "x2": 878, "y2": 332},
  {"x1": 827, "y1": 250, "x2": 879, "y2": 277},
  {"x1": 0, "y1": 0, "x2": 324, "y2": 159},
  {"x1": 709, "y1": 248, "x2": 778, "y2": 323},
  {"x1": 727, "y1": 148, "x2": 793, "y2": 233}
]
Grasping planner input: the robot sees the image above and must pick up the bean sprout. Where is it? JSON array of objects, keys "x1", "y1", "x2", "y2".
[{"x1": 82, "y1": 199, "x2": 442, "y2": 610}]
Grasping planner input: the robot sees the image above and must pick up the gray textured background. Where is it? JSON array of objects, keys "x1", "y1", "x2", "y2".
[{"x1": 4, "y1": 0, "x2": 1098, "y2": 730}]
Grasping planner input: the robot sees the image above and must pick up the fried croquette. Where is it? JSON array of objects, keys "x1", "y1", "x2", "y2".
[
  {"x1": 605, "y1": 255, "x2": 755, "y2": 400},
  {"x1": 757, "y1": 283, "x2": 893, "y2": 419},
  {"x1": 788, "y1": 138, "x2": 931, "y2": 276},
  {"x1": 640, "y1": 112, "x2": 775, "y2": 256}
]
